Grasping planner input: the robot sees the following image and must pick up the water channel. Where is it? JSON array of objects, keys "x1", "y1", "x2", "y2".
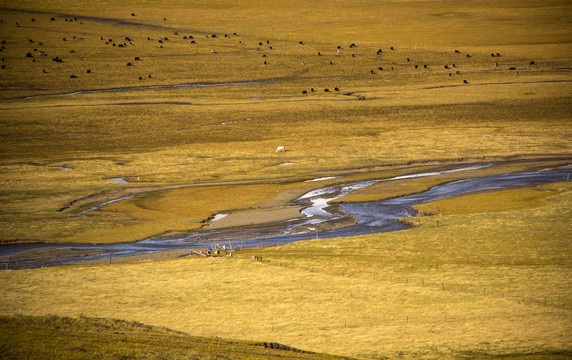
[{"x1": 0, "y1": 165, "x2": 569, "y2": 269}]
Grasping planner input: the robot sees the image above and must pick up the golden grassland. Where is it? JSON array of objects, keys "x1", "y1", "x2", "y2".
[
  {"x1": 0, "y1": 183, "x2": 570, "y2": 359},
  {"x1": 6, "y1": 0, "x2": 572, "y2": 59},
  {"x1": 0, "y1": 315, "x2": 352, "y2": 360},
  {"x1": 3, "y1": 158, "x2": 569, "y2": 245},
  {"x1": 414, "y1": 186, "x2": 562, "y2": 216},
  {"x1": 68, "y1": 182, "x2": 310, "y2": 244},
  {"x1": 1, "y1": 54, "x2": 571, "y2": 243},
  {"x1": 0, "y1": 1, "x2": 571, "y2": 358}
]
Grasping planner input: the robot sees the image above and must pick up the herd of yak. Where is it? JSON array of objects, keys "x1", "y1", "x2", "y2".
[{"x1": 1, "y1": 13, "x2": 538, "y2": 95}]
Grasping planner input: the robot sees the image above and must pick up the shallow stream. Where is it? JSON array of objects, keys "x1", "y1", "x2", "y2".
[{"x1": 0, "y1": 165, "x2": 569, "y2": 269}]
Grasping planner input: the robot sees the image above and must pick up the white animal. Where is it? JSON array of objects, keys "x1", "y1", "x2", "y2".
[{"x1": 276, "y1": 146, "x2": 285, "y2": 152}]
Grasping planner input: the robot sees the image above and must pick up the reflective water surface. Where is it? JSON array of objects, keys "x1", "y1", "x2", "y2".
[{"x1": 1, "y1": 165, "x2": 569, "y2": 269}]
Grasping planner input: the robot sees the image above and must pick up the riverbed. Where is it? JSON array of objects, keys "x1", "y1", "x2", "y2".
[{"x1": 0, "y1": 165, "x2": 569, "y2": 269}]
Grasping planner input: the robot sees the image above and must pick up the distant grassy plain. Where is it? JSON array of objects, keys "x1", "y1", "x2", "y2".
[
  {"x1": 1, "y1": 0, "x2": 570, "y2": 244},
  {"x1": 0, "y1": 0, "x2": 571, "y2": 359}
]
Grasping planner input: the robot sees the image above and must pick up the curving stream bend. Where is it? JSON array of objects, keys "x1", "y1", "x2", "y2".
[{"x1": 0, "y1": 165, "x2": 569, "y2": 269}]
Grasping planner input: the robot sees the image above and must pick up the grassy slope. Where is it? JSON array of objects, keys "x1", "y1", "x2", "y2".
[
  {"x1": 0, "y1": 314, "x2": 352, "y2": 360},
  {"x1": 0, "y1": 182, "x2": 570, "y2": 359}
]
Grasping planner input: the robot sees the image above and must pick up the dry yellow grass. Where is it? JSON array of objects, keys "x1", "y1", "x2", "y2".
[
  {"x1": 0, "y1": 315, "x2": 353, "y2": 360},
  {"x1": 0, "y1": 1, "x2": 570, "y2": 245},
  {"x1": 7, "y1": 0, "x2": 572, "y2": 57},
  {"x1": 78, "y1": 182, "x2": 309, "y2": 243},
  {"x1": 414, "y1": 184, "x2": 560, "y2": 216},
  {"x1": 0, "y1": 182, "x2": 570, "y2": 359},
  {"x1": 0, "y1": 2, "x2": 571, "y2": 357}
]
